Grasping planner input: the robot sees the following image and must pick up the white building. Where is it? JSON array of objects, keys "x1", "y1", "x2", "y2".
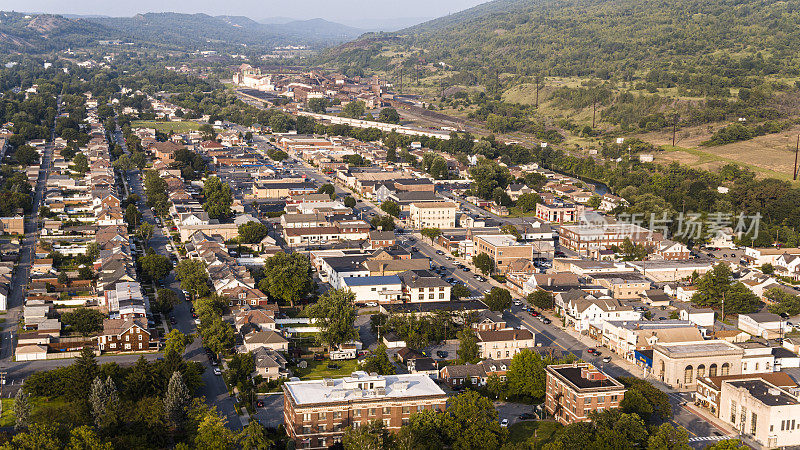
[
  {"x1": 341, "y1": 275, "x2": 404, "y2": 304},
  {"x1": 719, "y1": 379, "x2": 800, "y2": 448}
]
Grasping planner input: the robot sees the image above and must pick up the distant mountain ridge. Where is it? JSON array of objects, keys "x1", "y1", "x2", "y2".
[{"x1": 0, "y1": 11, "x2": 363, "y2": 53}]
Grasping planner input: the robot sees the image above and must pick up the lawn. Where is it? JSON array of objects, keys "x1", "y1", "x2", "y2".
[
  {"x1": 292, "y1": 359, "x2": 361, "y2": 380},
  {"x1": 0, "y1": 396, "x2": 71, "y2": 427},
  {"x1": 507, "y1": 420, "x2": 562, "y2": 447},
  {"x1": 130, "y1": 120, "x2": 201, "y2": 133}
]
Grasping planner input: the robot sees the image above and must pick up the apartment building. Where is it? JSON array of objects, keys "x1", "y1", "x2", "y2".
[
  {"x1": 559, "y1": 222, "x2": 663, "y2": 258},
  {"x1": 474, "y1": 234, "x2": 535, "y2": 273},
  {"x1": 536, "y1": 202, "x2": 582, "y2": 224},
  {"x1": 409, "y1": 202, "x2": 457, "y2": 229},
  {"x1": 695, "y1": 372, "x2": 798, "y2": 418},
  {"x1": 397, "y1": 269, "x2": 452, "y2": 303},
  {"x1": 545, "y1": 363, "x2": 626, "y2": 425},
  {"x1": 283, "y1": 372, "x2": 448, "y2": 449}
]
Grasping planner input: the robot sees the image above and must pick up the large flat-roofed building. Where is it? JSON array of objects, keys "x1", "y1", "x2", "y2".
[
  {"x1": 536, "y1": 202, "x2": 581, "y2": 224},
  {"x1": 719, "y1": 378, "x2": 800, "y2": 448},
  {"x1": 652, "y1": 340, "x2": 744, "y2": 389},
  {"x1": 695, "y1": 372, "x2": 798, "y2": 418},
  {"x1": 474, "y1": 234, "x2": 536, "y2": 273},
  {"x1": 559, "y1": 222, "x2": 663, "y2": 258},
  {"x1": 545, "y1": 363, "x2": 626, "y2": 425},
  {"x1": 409, "y1": 202, "x2": 457, "y2": 229},
  {"x1": 283, "y1": 372, "x2": 448, "y2": 449}
]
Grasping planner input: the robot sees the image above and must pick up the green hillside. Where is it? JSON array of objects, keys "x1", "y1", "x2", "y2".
[{"x1": 323, "y1": 0, "x2": 800, "y2": 82}]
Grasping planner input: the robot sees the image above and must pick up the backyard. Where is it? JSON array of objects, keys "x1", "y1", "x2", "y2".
[
  {"x1": 507, "y1": 420, "x2": 562, "y2": 448},
  {"x1": 291, "y1": 358, "x2": 361, "y2": 380}
]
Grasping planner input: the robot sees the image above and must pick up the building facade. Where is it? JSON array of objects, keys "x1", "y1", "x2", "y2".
[{"x1": 545, "y1": 363, "x2": 626, "y2": 425}]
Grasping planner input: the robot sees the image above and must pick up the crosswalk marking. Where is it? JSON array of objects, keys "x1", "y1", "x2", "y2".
[{"x1": 688, "y1": 435, "x2": 730, "y2": 442}]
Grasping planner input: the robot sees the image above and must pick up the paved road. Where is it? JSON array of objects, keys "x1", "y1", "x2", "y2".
[{"x1": 115, "y1": 130, "x2": 243, "y2": 430}]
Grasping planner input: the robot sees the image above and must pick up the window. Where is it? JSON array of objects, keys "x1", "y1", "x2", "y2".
[
  {"x1": 369, "y1": 408, "x2": 375, "y2": 416},
  {"x1": 722, "y1": 363, "x2": 730, "y2": 376},
  {"x1": 319, "y1": 412, "x2": 326, "y2": 420},
  {"x1": 730, "y1": 401, "x2": 737, "y2": 424},
  {"x1": 751, "y1": 412, "x2": 757, "y2": 435},
  {"x1": 697, "y1": 365, "x2": 705, "y2": 378},
  {"x1": 709, "y1": 364, "x2": 718, "y2": 377},
  {"x1": 684, "y1": 365, "x2": 693, "y2": 385},
  {"x1": 383, "y1": 407, "x2": 391, "y2": 415},
  {"x1": 303, "y1": 413, "x2": 312, "y2": 422},
  {"x1": 402, "y1": 406, "x2": 410, "y2": 414},
  {"x1": 333, "y1": 411, "x2": 342, "y2": 419},
  {"x1": 319, "y1": 424, "x2": 326, "y2": 432}
]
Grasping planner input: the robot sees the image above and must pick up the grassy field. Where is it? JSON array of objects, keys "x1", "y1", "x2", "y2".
[
  {"x1": 130, "y1": 120, "x2": 201, "y2": 133},
  {"x1": 639, "y1": 123, "x2": 800, "y2": 182},
  {"x1": 292, "y1": 359, "x2": 361, "y2": 380},
  {"x1": 507, "y1": 420, "x2": 562, "y2": 447},
  {"x1": 0, "y1": 396, "x2": 71, "y2": 427}
]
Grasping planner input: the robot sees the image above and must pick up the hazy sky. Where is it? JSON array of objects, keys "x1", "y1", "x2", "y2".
[{"x1": 3, "y1": 0, "x2": 489, "y2": 23}]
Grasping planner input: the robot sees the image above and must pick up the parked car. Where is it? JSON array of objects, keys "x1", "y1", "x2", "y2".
[
  {"x1": 256, "y1": 400, "x2": 264, "y2": 407},
  {"x1": 435, "y1": 250, "x2": 445, "y2": 255},
  {"x1": 542, "y1": 318, "x2": 552, "y2": 325},
  {"x1": 365, "y1": 302, "x2": 378, "y2": 307},
  {"x1": 587, "y1": 348, "x2": 597, "y2": 354},
  {"x1": 531, "y1": 311, "x2": 540, "y2": 317},
  {"x1": 213, "y1": 368, "x2": 222, "y2": 376},
  {"x1": 313, "y1": 353, "x2": 324, "y2": 361},
  {"x1": 500, "y1": 419, "x2": 509, "y2": 427},
  {"x1": 602, "y1": 356, "x2": 612, "y2": 363},
  {"x1": 436, "y1": 350, "x2": 448, "y2": 358}
]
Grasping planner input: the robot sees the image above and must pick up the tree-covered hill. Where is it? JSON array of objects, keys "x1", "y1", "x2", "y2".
[
  {"x1": 322, "y1": 0, "x2": 800, "y2": 81},
  {"x1": 0, "y1": 12, "x2": 118, "y2": 52}
]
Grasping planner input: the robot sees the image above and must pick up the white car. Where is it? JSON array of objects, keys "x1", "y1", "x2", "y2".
[
  {"x1": 500, "y1": 419, "x2": 509, "y2": 427},
  {"x1": 213, "y1": 368, "x2": 222, "y2": 376},
  {"x1": 365, "y1": 302, "x2": 378, "y2": 307}
]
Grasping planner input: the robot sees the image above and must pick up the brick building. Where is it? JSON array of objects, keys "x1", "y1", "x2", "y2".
[
  {"x1": 283, "y1": 372, "x2": 447, "y2": 449},
  {"x1": 545, "y1": 363, "x2": 626, "y2": 425},
  {"x1": 99, "y1": 317, "x2": 151, "y2": 352}
]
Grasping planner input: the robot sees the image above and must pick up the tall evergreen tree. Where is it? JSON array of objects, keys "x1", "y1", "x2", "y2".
[
  {"x1": 13, "y1": 387, "x2": 30, "y2": 431},
  {"x1": 165, "y1": 371, "x2": 191, "y2": 430}
]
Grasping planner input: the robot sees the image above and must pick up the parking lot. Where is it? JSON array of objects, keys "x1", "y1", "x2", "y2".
[{"x1": 254, "y1": 393, "x2": 284, "y2": 429}]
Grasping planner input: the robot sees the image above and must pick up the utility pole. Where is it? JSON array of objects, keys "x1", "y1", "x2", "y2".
[
  {"x1": 794, "y1": 134, "x2": 799, "y2": 180},
  {"x1": 672, "y1": 113, "x2": 678, "y2": 147}
]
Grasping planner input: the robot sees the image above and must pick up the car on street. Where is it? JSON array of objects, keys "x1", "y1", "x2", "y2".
[
  {"x1": 602, "y1": 356, "x2": 612, "y2": 363},
  {"x1": 435, "y1": 250, "x2": 445, "y2": 255},
  {"x1": 530, "y1": 311, "x2": 540, "y2": 317},
  {"x1": 365, "y1": 302, "x2": 378, "y2": 307},
  {"x1": 587, "y1": 348, "x2": 597, "y2": 354},
  {"x1": 500, "y1": 419, "x2": 509, "y2": 427},
  {"x1": 542, "y1": 318, "x2": 551, "y2": 324},
  {"x1": 213, "y1": 368, "x2": 222, "y2": 376},
  {"x1": 256, "y1": 400, "x2": 264, "y2": 407}
]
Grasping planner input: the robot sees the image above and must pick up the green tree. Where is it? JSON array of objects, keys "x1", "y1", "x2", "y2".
[
  {"x1": 317, "y1": 183, "x2": 336, "y2": 200},
  {"x1": 381, "y1": 200, "x2": 401, "y2": 217},
  {"x1": 704, "y1": 439, "x2": 748, "y2": 450},
  {"x1": 237, "y1": 421, "x2": 273, "y2": 450},
  {"x1": 199, "y1": 124, "x2": 216, "y2": 141},
  {"x1": 483, "y1": 287, "x2": 512, "y2": 311},
  {"x1": 237, "y1": 221, "x2": 268, "y2": 244},
  {"x1": 191, "y1": 403, "x2": 235, "y2": 450},
  {"x1": 62, "y1": 307, "x2": 104, "y2": 336},
  {"x1": 472, "y1": 253, "x2": 494, "y2": 275},
  {"x1": 14, "y1": 145, "x2": 40, "y2": 166},
  {"x1": 176, "y1": 259, "x2": 211, "y2": 298},
  {"x1": 451, "y1": 284, "x2": 472, "y2": 300},
  {"x1": 618, "y1": 377, "x2": 672, "y2": 422},
  {"x1": 421, "y1": 227, "x2": 442, "y2": 244},
  {"x1": 692, "y1": 264, "x2": 761, "y2": 315},
  {"x1": 587, "y1": 195, "x2": 602, "y2": 208},
  {"x1": 527, "y1": 290, "x2": 555, "y2": 309},
  {"x1": 343, "y1": 419, "x2": 393, "y2": 450},
  {"x1": 618, "y1": 237, "x2": 648, "y2": 261},
  {"x1": 456, "y1": 328, "x2": 479, "y2": 364},
  {"x1": 164, "y1": 329, "x2": 192, "y2": 356},
  {"x1": 138, "y1": 253, "x2": 172, "y2": 281},
  {"x1": 165, "y1": 371, "x2": 191, "y2": 430},
  {"x1": 258, "y1": 252, "x2": 314, "y2": 307},
  {"x1": 14, "y1": 387, "x2": 30, "y2": 431},
  {"x1": 760, "y1": 263, "x2": 774, "y2": 275},
  {"x1": 203, "y1": 176, "x2": 233, "y2": 221},
  {"x1": 646, "y1": 423, "x2": 691, "y2": 450},
  {"x1": 505, "y1": 349, "x2": 548, "y2": 400},
  {"x1": 72, "y1": 152, "x2": 89, "y2": 174},
  {"x1": 343, "y1": 196, "x2": 357, "y2": 208},
  {"x1": 442, "y1": 391, "x2": 508, "y2": 450},
  {"x1": 395, "y1": 408, "x2": 447, "y2": 450},
  {"x1": 342, "y1": 100, "x2": 366, "y2": 119},
  {"x1": 305, "y1": 289, "x2": 359, "y2": 348},
  {"x1": 3, "y1": 423, "x2": 60, "y2": 450},
  {"x1": 362, "y1": 343, "x2": 396, "y2": 375},
  {"x1": 371, "y1": 215, "x2": 396, "y2": 231},
  {"x1": 125, "y1": 204, "x2": 142, "y2": 229},
  {"x1": 137, "y1": 222, "x2": 154, "y2": 243},
  {"x1": 67, "y1": 426, "x2": 113, "y2": 450},
  {"x1": 766, "y1": 287, "x2": 800, "y2": 316},
  {"x1": 156, "y1": 288, "x2": 180, "y2": 313},
  {"x1": 470, "y1": 159, "x2": 512, "y2": 200},
  {"x1": 307, "y1": 98, "x2": 329, "y2": 114},
  {"x1": 378, "y1": 107, "x2": 400, "y2": 124}
]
